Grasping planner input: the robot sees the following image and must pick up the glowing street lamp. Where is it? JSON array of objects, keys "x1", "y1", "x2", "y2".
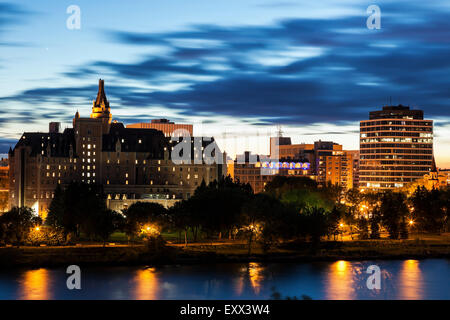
[{"x1": 141, "y1": 224, "x2": 160, "y2": 237}]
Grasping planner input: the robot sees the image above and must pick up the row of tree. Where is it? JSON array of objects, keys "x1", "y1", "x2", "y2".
[{"x1": 0, "y1": 176, "x2": 448, "y2": 247}]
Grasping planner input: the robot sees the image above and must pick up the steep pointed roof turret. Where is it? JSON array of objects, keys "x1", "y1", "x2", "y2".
[
  {"x1": 91, "y1": 79, "x2": 112, "y2": 124},
  {"x1": 94, "y1": 79, "x2": 109, "y2": 108}
]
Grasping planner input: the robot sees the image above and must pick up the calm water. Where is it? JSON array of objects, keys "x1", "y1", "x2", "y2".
[{"x1": 0, "y1": 259, "x2": 449, "y2": 300}]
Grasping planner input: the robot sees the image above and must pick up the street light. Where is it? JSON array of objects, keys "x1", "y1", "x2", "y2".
[{"x1": 141, "y1": 224, "x2": 160, "y2": 237}]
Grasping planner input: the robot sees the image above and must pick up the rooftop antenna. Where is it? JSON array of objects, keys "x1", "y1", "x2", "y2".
[
  {"x1": 389, "y1": 96, "x2": 392, "y2": 105},
  {"x1": 276, "y1": 124, "x2": 283, "y2": 137}
]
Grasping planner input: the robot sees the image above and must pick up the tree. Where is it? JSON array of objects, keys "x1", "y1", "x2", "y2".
[
  {"x1": 356, "y1": 218, "x2": 369, "y2": 240},
  {"x1": 380, "y1": 191, "x2": 409, "y2": 239},
  {"x1": 240, "y1": 194, "x2": 291, "y2": 254},
  {"x1": 410, "y1": 186, "x2": 446, "y2": 233},
  {"x1": 46, "y1": 184, "x2": 65, "y2": 228},
  {"x1": 302, "y1": 206, "x2": 330, "y2": 244},
  {"x1": 343, "y1": 188, "x2": 363, "y2": 239},
  {"x1": 122, "y1": 202, "x2": 167, "y2": 241},
  {"x1": 168, "y1": 200, "x2": 192, "y2": 246},
  {"x1": 327, "y1": 205, "x2": 344, "y2": 240},
  {"x1": 0, "y1": 207, "x2": 42, "y2": 247},
  {"x1": 45, "y1": 182, "x2": 107, "y2": 240},
  {"x1": 369, "y1": 206, "x2": 381, "y2": 239},
  {"x1": 184, "y1": 176, "x2": 253, "y2": 240},
  {"x1": 94, "y1": 209, "x2": 123, "y2": 246}
]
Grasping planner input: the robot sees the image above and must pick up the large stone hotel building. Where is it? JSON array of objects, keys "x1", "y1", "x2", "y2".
[
  {"x1": 8, "y1": 80, "x2": 225, "y2": 217},
  {"x1": 359, "y1": 105, "x2": 434, "y2": 190}
]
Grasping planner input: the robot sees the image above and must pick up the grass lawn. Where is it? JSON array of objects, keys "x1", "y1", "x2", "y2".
[{"x1": 108, "y1": 230, "x2": 203, "y2": 243}]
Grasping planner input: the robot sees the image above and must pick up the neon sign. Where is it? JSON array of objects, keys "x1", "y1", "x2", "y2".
[{"x1": 261, "y1": 162, "x2": 310, "y2": 170}]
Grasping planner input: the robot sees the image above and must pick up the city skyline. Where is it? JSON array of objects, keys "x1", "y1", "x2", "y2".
[{"x1": 1, "y1": 1, "x2": 450, "y2": 167}]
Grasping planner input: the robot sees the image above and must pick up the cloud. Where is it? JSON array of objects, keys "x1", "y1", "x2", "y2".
[
  {"x1": 2, "y1": 1, "x2": 450, "y2": 129},
  {"x1": 0, "y1": 3, "x2": 32, "y2": 47}
]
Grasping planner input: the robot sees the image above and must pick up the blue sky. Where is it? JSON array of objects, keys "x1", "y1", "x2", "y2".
[{"x1": 1, "y1": 0, "x2": 450, "y2": 166}]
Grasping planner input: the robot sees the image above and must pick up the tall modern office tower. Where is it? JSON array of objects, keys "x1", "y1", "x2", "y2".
[{"x1": 359, "y1": 105, "x2": 433, "y2": 190}]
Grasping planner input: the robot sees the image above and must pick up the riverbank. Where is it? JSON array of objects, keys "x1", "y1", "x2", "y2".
[{"x1": 1, "y1": 238, "x2": 449, "y2": 268}]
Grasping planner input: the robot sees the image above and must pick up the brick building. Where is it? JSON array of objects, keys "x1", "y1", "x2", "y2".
[{"x1": 8, "y1": 80, "x2": 225, "y2": 217}]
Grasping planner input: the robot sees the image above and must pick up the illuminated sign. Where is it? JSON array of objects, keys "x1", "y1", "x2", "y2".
[{"x1": 261, "y1": 162, "x2": 310, "y2": 170}]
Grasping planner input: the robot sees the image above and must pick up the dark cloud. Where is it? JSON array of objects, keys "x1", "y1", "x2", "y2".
[
  {"x1": 2, "y1": 2, "x2": 450, "y2": 127},
  {"x1": 0, "y1": 3, "x2": 32, "y2": 47}
]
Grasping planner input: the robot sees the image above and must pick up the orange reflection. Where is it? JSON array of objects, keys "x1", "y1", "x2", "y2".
[
  {"x1": 398, "y1": 260, "x2": 422, "y2": 300},
  {"x1": 233, "y1": 276, "x2": 245, "y2": 296},
  {"x1": 20, "y1": 268, "x2": 50, "y2": 300},
  {"x1": 134, "y1": 268, "x2": 159, "y2": 300},
  {"x1": 248, "y1": 262, "x2": 264, "y2": 294},
  {"x1": 327, "y1": 260, "x2": 355, "y2": 300}
]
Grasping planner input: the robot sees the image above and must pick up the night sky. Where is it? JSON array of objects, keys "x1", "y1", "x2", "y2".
[{"x1": 1, "y1": 1, "x2": 449, "y2": 166}]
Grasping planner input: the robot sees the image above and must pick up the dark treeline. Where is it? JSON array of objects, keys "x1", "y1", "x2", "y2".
[{"x1": 0, "y1": 176, "x2": 449, "y2": 248}]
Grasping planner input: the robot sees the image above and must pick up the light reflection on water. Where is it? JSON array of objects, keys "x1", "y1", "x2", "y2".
[
  {"x1": 326, "y1": 260, "x2": 356, "y2": 300},
  {"x1": 398, "y1": 260, "x2": 423, "y2": 300},
  {"x1": 18, "y1": 269, "x2": 51, "y2": 300},
  {"x1": 1, "y1": 259, "x2": 448, "y2": 300},
  {"x1": 134, "y1": 268, "x2": 159, "y2": 300}
]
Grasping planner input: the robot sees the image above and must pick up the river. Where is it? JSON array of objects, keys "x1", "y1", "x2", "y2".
[{"x1": 0, "y1": 259, "x2": 449, "y2": 299}]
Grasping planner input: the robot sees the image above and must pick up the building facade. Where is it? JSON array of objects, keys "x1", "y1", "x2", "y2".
[
  {"x1": 268, "y1": 138, "x2": 358, "y2": 189},
  {"x1": 0, "y1": 158, "x2": 8, "y2": 212},
  {"x1": 8, "y1": 80, "x2": 224, "y2": 217},
  {"x1": 127, "y1": 119, "x2": 193, "y2": 137},
  {"x1": 228, "y1": 151, "x2": 315, "y2": 193},
  {"x1": 359, "y1": 105, "x2": 434, "y2": 190}
]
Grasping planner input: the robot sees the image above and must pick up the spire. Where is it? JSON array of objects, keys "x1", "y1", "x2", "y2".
[
  {"x1": 94, "y1": 79, "x2": 109, "y2": 109},
  {"x1": 91, "y1": 79, "x2": 112, "y2": 123}
]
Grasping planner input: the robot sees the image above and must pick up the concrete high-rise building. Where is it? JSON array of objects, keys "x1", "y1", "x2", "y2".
[
  {"x1": 8, "y1": 80, "x2": 224, "y2": 217},
  {"x1": 359, "y1": 105, "x2": 433, "y2": 190},
  {"x1": 314, "y1": 141, "x2": 356, "y2": 189}
]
